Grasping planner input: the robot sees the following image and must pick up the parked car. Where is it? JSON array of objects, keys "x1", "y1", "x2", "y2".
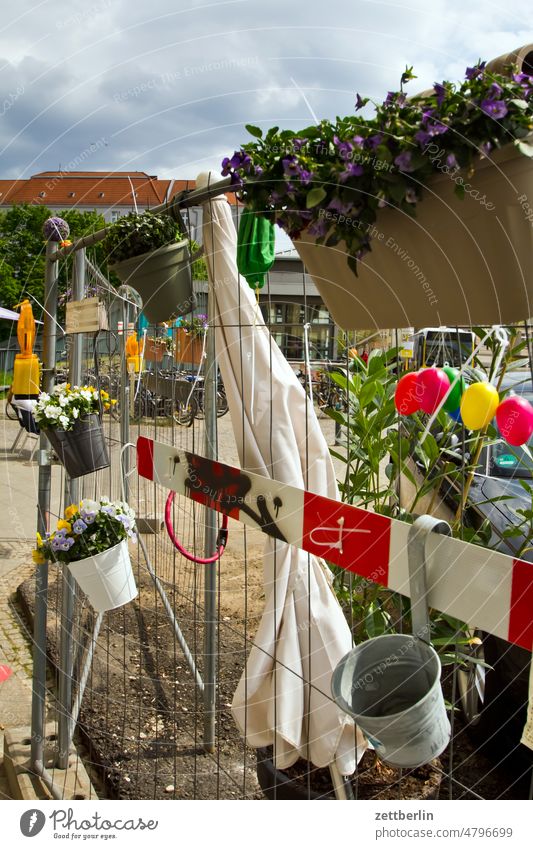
[
  {"x1": 444, "y1": 373, "x2": 532, "y2": 774},
  {"x1": 405, "y1": 372, "x2": 532, "y2": 774}
]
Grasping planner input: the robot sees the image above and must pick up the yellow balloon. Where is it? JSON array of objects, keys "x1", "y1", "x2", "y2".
[{"x1": 460, "y1": 382, "x2": 499, "y2": 430}]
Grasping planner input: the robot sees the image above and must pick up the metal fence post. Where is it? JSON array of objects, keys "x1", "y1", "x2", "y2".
[
  {"x1": 31, "y1": 240, "x2": 59, "y2": 774},
  {"x1": 203, "y1": 277, "x2": 218, "y2": 753},
  {"x1": 57, "y1": 248, "x2": 85, "y2": 768},
  {"x1": 120, "y1": 299, "x2": 130, "y2": 501}
]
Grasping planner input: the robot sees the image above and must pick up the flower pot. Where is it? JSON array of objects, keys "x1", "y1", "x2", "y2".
[
  {"x1": 174, "y1": 328, "x2": 204, "y2": 367},
  {"x1": 295, "y1": 140, "x2": 533, "y2": 328},
  {"x1": 331, "y1": 634, "x2": 450, "y2": 769},
  {"x1": 110, "y1": 240, "x2": 196, "y2": 324},
  {"x1": 144, "y1": 339, "x2": 167, "y2": 362},
  {"x1": 44, "y1": 414, "x2": 110, "y2": 478},
  {"x1": 66, "y1": 540, "x2": 137, "y2": 613}
]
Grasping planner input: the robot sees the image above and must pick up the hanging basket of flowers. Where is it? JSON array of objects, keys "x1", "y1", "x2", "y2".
[
  {"x1": 104, "y1": 212, "x2": 196, "y2": 324},
  {"x1": 34, "y1": 499, "x2": 138, "y2": 613},
  {"x1": 223, "y1": 47, "x2": 533, "y2": 329},
  {"x1": 35, "y1": 384, "x2": 113, "y2": 478}
]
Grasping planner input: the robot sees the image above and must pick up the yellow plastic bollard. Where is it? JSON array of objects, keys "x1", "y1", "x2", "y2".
[{"x1": 12, "y1": 300, "x2": 41, "y2": 395}]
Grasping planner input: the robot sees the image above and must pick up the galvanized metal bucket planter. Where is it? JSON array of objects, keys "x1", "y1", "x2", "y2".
[
  {"x1": 44, "y1": 413, "x2": 110, "y2": 478},
  {"x1": 331, "y1": 634, "x2": 451, "y2": 769},
  {"x1": 296, "y1": 139, "x2": 533, "y2": 328},
  {"x1": 66, "y1": 540, "x2": 137, "y2": 613},
  {"x1": 110, "y1": 240, "x2": 196, "y2": 324}
]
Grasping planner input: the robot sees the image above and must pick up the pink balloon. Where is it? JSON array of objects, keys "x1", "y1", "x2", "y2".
[
  {"x1": 496, "y1": 395, "x2": 533, "y2": 446},
  {"x1": 417, "y1": 368, "x2": 451, "y2": 415}
]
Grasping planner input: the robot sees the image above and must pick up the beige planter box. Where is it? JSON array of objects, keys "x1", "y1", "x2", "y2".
[
  {"x1": 65, "y1": 298, "x2": 108, "y2": 334},
  {"x1": 295, "y1": 140, "x2": 533, "y2": 329},
  {"x1": 174, "y1": 328, "x2": 204, "y2": 366}
]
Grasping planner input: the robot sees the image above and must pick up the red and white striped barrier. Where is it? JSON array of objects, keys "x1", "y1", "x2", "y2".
[{"x1": 137, "y1": 436, "x2": 533, "y2": 652}]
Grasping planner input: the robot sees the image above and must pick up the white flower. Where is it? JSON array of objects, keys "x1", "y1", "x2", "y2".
[
  {"x1": 80, "y1": 499, "x2": 99, "y2": 514},
  {"x1": 72, "y1": 408, "x2": 79, "y2": 418},
  {"x1": 39, "y1": 393, "x2": 50, "y2": 403},
  {"x1": 59, "y1": 415, "x2": 69, "y2": 428},
  {"x1": 45, "y1": 405, "x2": 62, "y2": 419}
]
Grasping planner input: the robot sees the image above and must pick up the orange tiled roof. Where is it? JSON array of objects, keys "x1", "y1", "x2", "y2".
[{"x1": 0, "y1": 172, "x2": 239, "y2": 208}]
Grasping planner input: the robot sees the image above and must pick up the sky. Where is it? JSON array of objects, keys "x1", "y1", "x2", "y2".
[{"x1": 1, "y1": 0, "x2": 532, "y2": 184}]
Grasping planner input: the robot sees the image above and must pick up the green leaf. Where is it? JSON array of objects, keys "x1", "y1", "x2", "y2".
[
  {"x1": 454, "y1": 182, "x2": 466, "y2": 200},
  {"x1": 516, "y1": 140, "x2": 533, "y2": 157},
  {"x1": 306, "y1": 187, "x2": 327, "y2": 208},
  {"x1": 509, "y1": 99, "x2": 528, "y2": 110},
  {"x1": 245, "y1": 124, "x2": 263, "y2": 139}
]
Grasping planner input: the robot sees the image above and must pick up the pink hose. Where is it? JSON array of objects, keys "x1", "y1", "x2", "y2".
[{"x1": 164, "y1": 490, "x2": 228, "y2": 564}]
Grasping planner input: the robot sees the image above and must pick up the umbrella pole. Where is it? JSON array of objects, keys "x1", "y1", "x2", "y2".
[
  {"x1": 329, "y1": 760, "x2": 354, "y2": 800},
  {"x1": 202, "y1": 268, "x2": 218, "y2": 754}
]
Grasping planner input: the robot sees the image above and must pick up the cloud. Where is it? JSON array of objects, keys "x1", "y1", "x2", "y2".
[{"x1": 0, "y1": 0, "x2": 532, "y2": 179}]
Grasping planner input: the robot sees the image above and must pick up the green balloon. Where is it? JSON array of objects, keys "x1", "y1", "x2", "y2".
[{"x1": 442, "y1": 366, "x2": 465, "y2": 412}]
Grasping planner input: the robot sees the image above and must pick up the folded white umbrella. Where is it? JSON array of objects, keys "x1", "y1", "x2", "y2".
[{"x1": 198, "y1": 173, "x2": 366, "y2": 774}]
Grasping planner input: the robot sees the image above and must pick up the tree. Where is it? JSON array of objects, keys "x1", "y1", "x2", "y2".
[{"x1": 0, "y1": 204, "x2": 107, "y2": 339}]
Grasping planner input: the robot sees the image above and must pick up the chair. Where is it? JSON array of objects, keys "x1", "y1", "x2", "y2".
[{"x1": 10, "y1": 399, "x2": 40, "y2": 461}]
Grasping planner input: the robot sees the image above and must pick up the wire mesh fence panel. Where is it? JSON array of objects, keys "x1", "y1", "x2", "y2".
[{"x1": 26, "y1": 230, "x2": 533, "y2": 803}]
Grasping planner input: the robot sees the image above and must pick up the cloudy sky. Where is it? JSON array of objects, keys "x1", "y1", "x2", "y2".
[{"x1": 1, "y1": 0, "x2": 533, "y2": 181}]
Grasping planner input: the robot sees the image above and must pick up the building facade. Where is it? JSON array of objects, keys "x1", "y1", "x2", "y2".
[{"x1": 0, "y1": 170, "x2": 340, "y2": 361}]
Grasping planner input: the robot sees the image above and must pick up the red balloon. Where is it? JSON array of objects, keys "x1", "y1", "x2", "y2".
[
  {"x1": 496, "y1": 395, "x2": 533, "y2": 446},
  {"x1": 394, "y1": 372, "x2": 421, "y2": 415},
  {"x1": 417, "y1": 368, "x2": 451, "y2": 415}
]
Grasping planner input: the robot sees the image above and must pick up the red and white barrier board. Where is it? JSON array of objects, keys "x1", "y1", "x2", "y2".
[{"x1": 137, "y1": 436, "x2": 533, "y2": 652}]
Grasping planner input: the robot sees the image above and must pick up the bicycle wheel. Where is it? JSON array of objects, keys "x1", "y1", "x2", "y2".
[
  {"x1": 216, "y1": 390, "x2": 229, "y2": 417},
  {"x1": 174, "y1": 396, "x2": 198, "y2": 426},
  {"x1": 5, "y1": 389, "x2": 19, "y2": 421}
]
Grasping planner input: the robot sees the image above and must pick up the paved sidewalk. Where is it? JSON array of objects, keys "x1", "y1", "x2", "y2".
[
  {"x1": 0, "y1": 543, "x2": 35, "y2": 800},
  {"x1": 0, "y1": 405, "x2": 343, "y2": 801}
]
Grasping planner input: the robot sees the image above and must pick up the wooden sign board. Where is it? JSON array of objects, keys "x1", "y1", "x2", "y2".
[{"x1": 66, "y1": 298, "x2": 108, "y2": 334}]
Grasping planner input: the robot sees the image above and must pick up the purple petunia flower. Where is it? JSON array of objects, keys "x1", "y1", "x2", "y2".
[
  {"x1": 333, "y1": 135, "x2": 353, "y2": 156},
  {"x1": 394, "y1": 151, "x2": 415, "y2": 172},
  {"x1": 489, "y1": 82, "x2": 503, "y2": 98},
  {"x1": 339, "y1": 162, "x2": 364, "y2": 182},
  {"x1": 480, "y1": 99, "x2": 508, "y2": 119},
  {"x1": 446, "y1": 153, "x2": 458, "y2": 168},
  {"x1": 307, "y1": 218, "x2": 329, "y2": 238},
  {"x1": 366, "y1": 134, "x2": 384, "y2": 150},
  {"x1": 465, "y1": 61, "x2": 486, "y2": 80},
  {"x1": 72, "y1": 519, "x2": 87, "y2": 534},
  {"x1": 293, "y1": 138, "x2": 306, "y2": 152},
  {"x1": 328, "y1": 197, "x2": 353, "y2": 215},
  {"x1": 352, "y1": 135, "x2": 365, "y2": 148},
  {"x1": 355, "y1": 93, "x2": 366, "y2": 111},
  {"x1": 221, "y1": 150, "x2": 252, "y2": 178},
  {"x1": 433, "y1": 83, "x2": 446, "y2": 105}
]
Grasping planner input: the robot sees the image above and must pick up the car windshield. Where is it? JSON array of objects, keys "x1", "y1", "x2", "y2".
[
  {"x1": 490, "y1": 439, "x2": 533, "y2": 479},
  {"x1": 425, "y1": 332, "x2": 472, "y2": 367}
]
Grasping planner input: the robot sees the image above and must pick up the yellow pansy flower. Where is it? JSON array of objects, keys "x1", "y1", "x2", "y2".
[
  {"x1": 32, "y1": 549, "x2": 45, "y2": 564},
  {"x1": 57, "y1": 519, "x2": 72, "y2": 533},
  {"x1": 36, "y1": 532, "x2": 43, "y2": 548},
  {"x1": 64, "y1": 504, "x2": 79, "y2": 520}
]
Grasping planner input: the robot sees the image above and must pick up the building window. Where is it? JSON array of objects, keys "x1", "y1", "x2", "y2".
[{"x1": 111, "y1": 210, "x2": 121, "y2": 222}]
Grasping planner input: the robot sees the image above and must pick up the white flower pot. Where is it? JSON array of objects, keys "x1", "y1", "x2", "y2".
[
  {"x1": 295, "y1": 140, "x2": 533, "y2": 329},
  {"x1": 67, "y1": 540, "x2": 137, "y2": 613}
]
